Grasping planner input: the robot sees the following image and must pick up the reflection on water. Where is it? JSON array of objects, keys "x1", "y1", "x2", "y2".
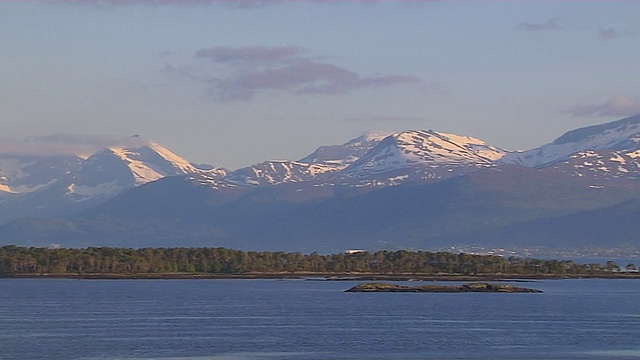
[{"x1": 580, "y1": 350, "x2": 640, "y2": 357}]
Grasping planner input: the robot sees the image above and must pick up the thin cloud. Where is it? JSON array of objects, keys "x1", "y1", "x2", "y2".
[
  {"x1": 343, "y1": 115, "x2": 425, "y2": 123},
  {"x1": 41, "y1": 0, "x2": 434, "y2": 8},
  {"x1": 568, "y1": 96, "x2": 640, "y2": 117},
  {"x1": 515, "y1": 17, "x2": 563, "y2": 32},
  {"x1": 42, "y1": 0, "x2": 280, "y2": 6},
  {"x1": 0, "y1": 134, "x2": 149, "y2": 157},
  {"x1": 597, "y1": 27, "x2": 636, "y2": 40},
  {"x1": 166, "y1": 46, "x2": 422, "y2": 102},
  {"x1": 195, "y1": 46, "x2": 304, "y2": 64}
]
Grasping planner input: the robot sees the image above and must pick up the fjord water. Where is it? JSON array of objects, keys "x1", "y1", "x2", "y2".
[{"x1": 0, "y1": 279, "x2": 638, "y2": 360}]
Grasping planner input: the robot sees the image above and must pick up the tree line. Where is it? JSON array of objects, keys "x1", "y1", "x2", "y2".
[{"x1": 0, "y1": 245, "x2": 626, "y2": 276}]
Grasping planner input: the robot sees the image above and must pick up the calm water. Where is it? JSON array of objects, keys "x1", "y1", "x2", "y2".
[{"x1": 0, "y1": 278, "x2": 639, "y2": 360}]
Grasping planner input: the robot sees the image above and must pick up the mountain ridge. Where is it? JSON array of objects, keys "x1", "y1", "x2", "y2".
[
  {"x1": 502, "y1": 115, "x2": 640, "y2": 168},
  {"x1": 2, "y1": 115, "x2": 640, "y2": 252}
]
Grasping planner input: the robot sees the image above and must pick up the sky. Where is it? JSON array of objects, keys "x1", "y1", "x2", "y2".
[{"x1": 1, "y1": 0, "x2": 639, "y2": 170}]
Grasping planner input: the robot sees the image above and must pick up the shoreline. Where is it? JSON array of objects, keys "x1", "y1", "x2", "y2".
[{"x1": 2, "y1": 272, "x2": 640, "y2": 280}]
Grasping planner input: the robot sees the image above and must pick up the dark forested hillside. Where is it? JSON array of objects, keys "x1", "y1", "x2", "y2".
[
  {"x1": 2, "y1": 166, "x2": 640, "y2": 252},
  {"x1": 0, "y1": 245, "x2": 626, "y2": 276}
]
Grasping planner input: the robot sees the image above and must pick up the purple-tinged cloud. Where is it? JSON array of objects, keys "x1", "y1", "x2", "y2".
[
  {"x1": 515, "y1": 17, "x2": 562, "y2": 31},
  {"x1": 568, "y1": 96, "x2": 640, "y2": 117},
  {"x1": 208, "y1": 61, "x2": 420, "y2": 101},
  {"x1": 166, "y1": 46, "x2": 422, "y2": 101},
  {"x1": 598, "y1": 28, "x2": 617, "y2": 40}
]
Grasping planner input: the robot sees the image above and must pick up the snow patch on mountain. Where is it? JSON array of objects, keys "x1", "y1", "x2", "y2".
[
  {"x1": 548, "y1": 149, "x2": 640, "y2": 180},
  {"x1": 224, "y1": 160, "x2": 338, "y2": 186},
  {"x1": 65, "y1": 181, "x2": 124, "y2": 202}
]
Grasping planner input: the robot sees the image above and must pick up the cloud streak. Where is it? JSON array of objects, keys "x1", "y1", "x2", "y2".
[
  {"x1": 194, "y1": 46, "x2": 304, "y2": 64},
  {"x1": 0, "y1": 134, "x2": 149, "y2": 157},
  {"x1": 515, "y1": 17, "x2": 562, "y2": 32},
  {"x1": 166, "y1": 46, "x2": 421, "y2": 102},
  {"x1": 42, "y1": 0, "x2": 436, "y2": 8},
  {"x1": 597, "y1": 27, "x2": 636, "y2": 40},
  {"x1": 343, "y1": 115, "x2": 425, "y2": 123},
  {"x1": 568, "y1": 96, "x2": 640, "y2": 117}
]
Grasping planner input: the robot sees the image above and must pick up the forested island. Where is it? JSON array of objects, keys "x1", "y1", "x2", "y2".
[
  {"x1": 1, "y1": 245, "x2": 637, "y2": 279},
  {"x1": 345, "y1": 282, "x2": 543, "y2": 293}
]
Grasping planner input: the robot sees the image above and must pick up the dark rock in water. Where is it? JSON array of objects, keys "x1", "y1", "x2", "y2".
[{"x1": 344, "y1": 282, "x2": 542, "y2": 293}]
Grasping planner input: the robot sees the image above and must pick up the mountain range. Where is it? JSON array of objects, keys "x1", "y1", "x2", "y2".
[{"x1": 2, "y1": 115, "x2": 640, "y2": 254}]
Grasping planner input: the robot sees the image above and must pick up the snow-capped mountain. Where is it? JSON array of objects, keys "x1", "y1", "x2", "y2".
[
  {"x1": 6, "y1": 117, "x2": 640, "y2": 251},
  {"x1": 502, "y1": 115, "x2": 640, "y2": 168},
  {"x1": 0, "y1": 154, "x2": 82, "y2": 194},
  {"x1": 501, "y1": 115, "x2": 640, "y2": 180},
  {"x1": 223, "y1": 133, "x2": 386, "y2": 186},
  {"x1": 223, "y1": 131, "x2": 505, "y2": 188},
  {"x1": 0, "y1": 139, "x2": 228, "y2": 223},
  {"x1": 59, "y1": 141, "x2": 227, "y2": 202},
  {"x1": 340, "y1": 130, "x2": 506, "y2": 180}
]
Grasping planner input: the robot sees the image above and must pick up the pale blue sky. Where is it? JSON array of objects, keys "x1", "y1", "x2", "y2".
[{"x1": 1, "y1": 0, "x2": 639, "y2": 169}]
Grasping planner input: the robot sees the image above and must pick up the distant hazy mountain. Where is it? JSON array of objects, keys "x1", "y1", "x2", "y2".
[
  {"x1": 0, "y1": 139, "x2": 227, "y2": 223},
  {"x1": 58, "y1": 141, "x2": 226, "y2": 202},
  {"x1": 0, "y1": 154, "x2": 82, "y2": 194}
]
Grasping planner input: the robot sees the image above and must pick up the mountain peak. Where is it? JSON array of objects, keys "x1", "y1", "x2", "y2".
[
  {"x1": 298, "y1": 133, "x2": 387, "y2": 165},
  {"x1": 99, "y1": 141, "x2": 225, "y2": 185},
  {"x1": 340, "y1": 130, "x2": 506, "y2": 178},
  {"x1": 46, "y1": 140, "x2": 226, "y2": 204}
]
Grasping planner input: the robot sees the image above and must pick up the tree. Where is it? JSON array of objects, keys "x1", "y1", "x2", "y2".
[
  {"x1": 625, "y1": 263, "x2": 637, "y2": 272},
  {"x1": 605, "y1": 261, "x2": 620, "y2": 272}
]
